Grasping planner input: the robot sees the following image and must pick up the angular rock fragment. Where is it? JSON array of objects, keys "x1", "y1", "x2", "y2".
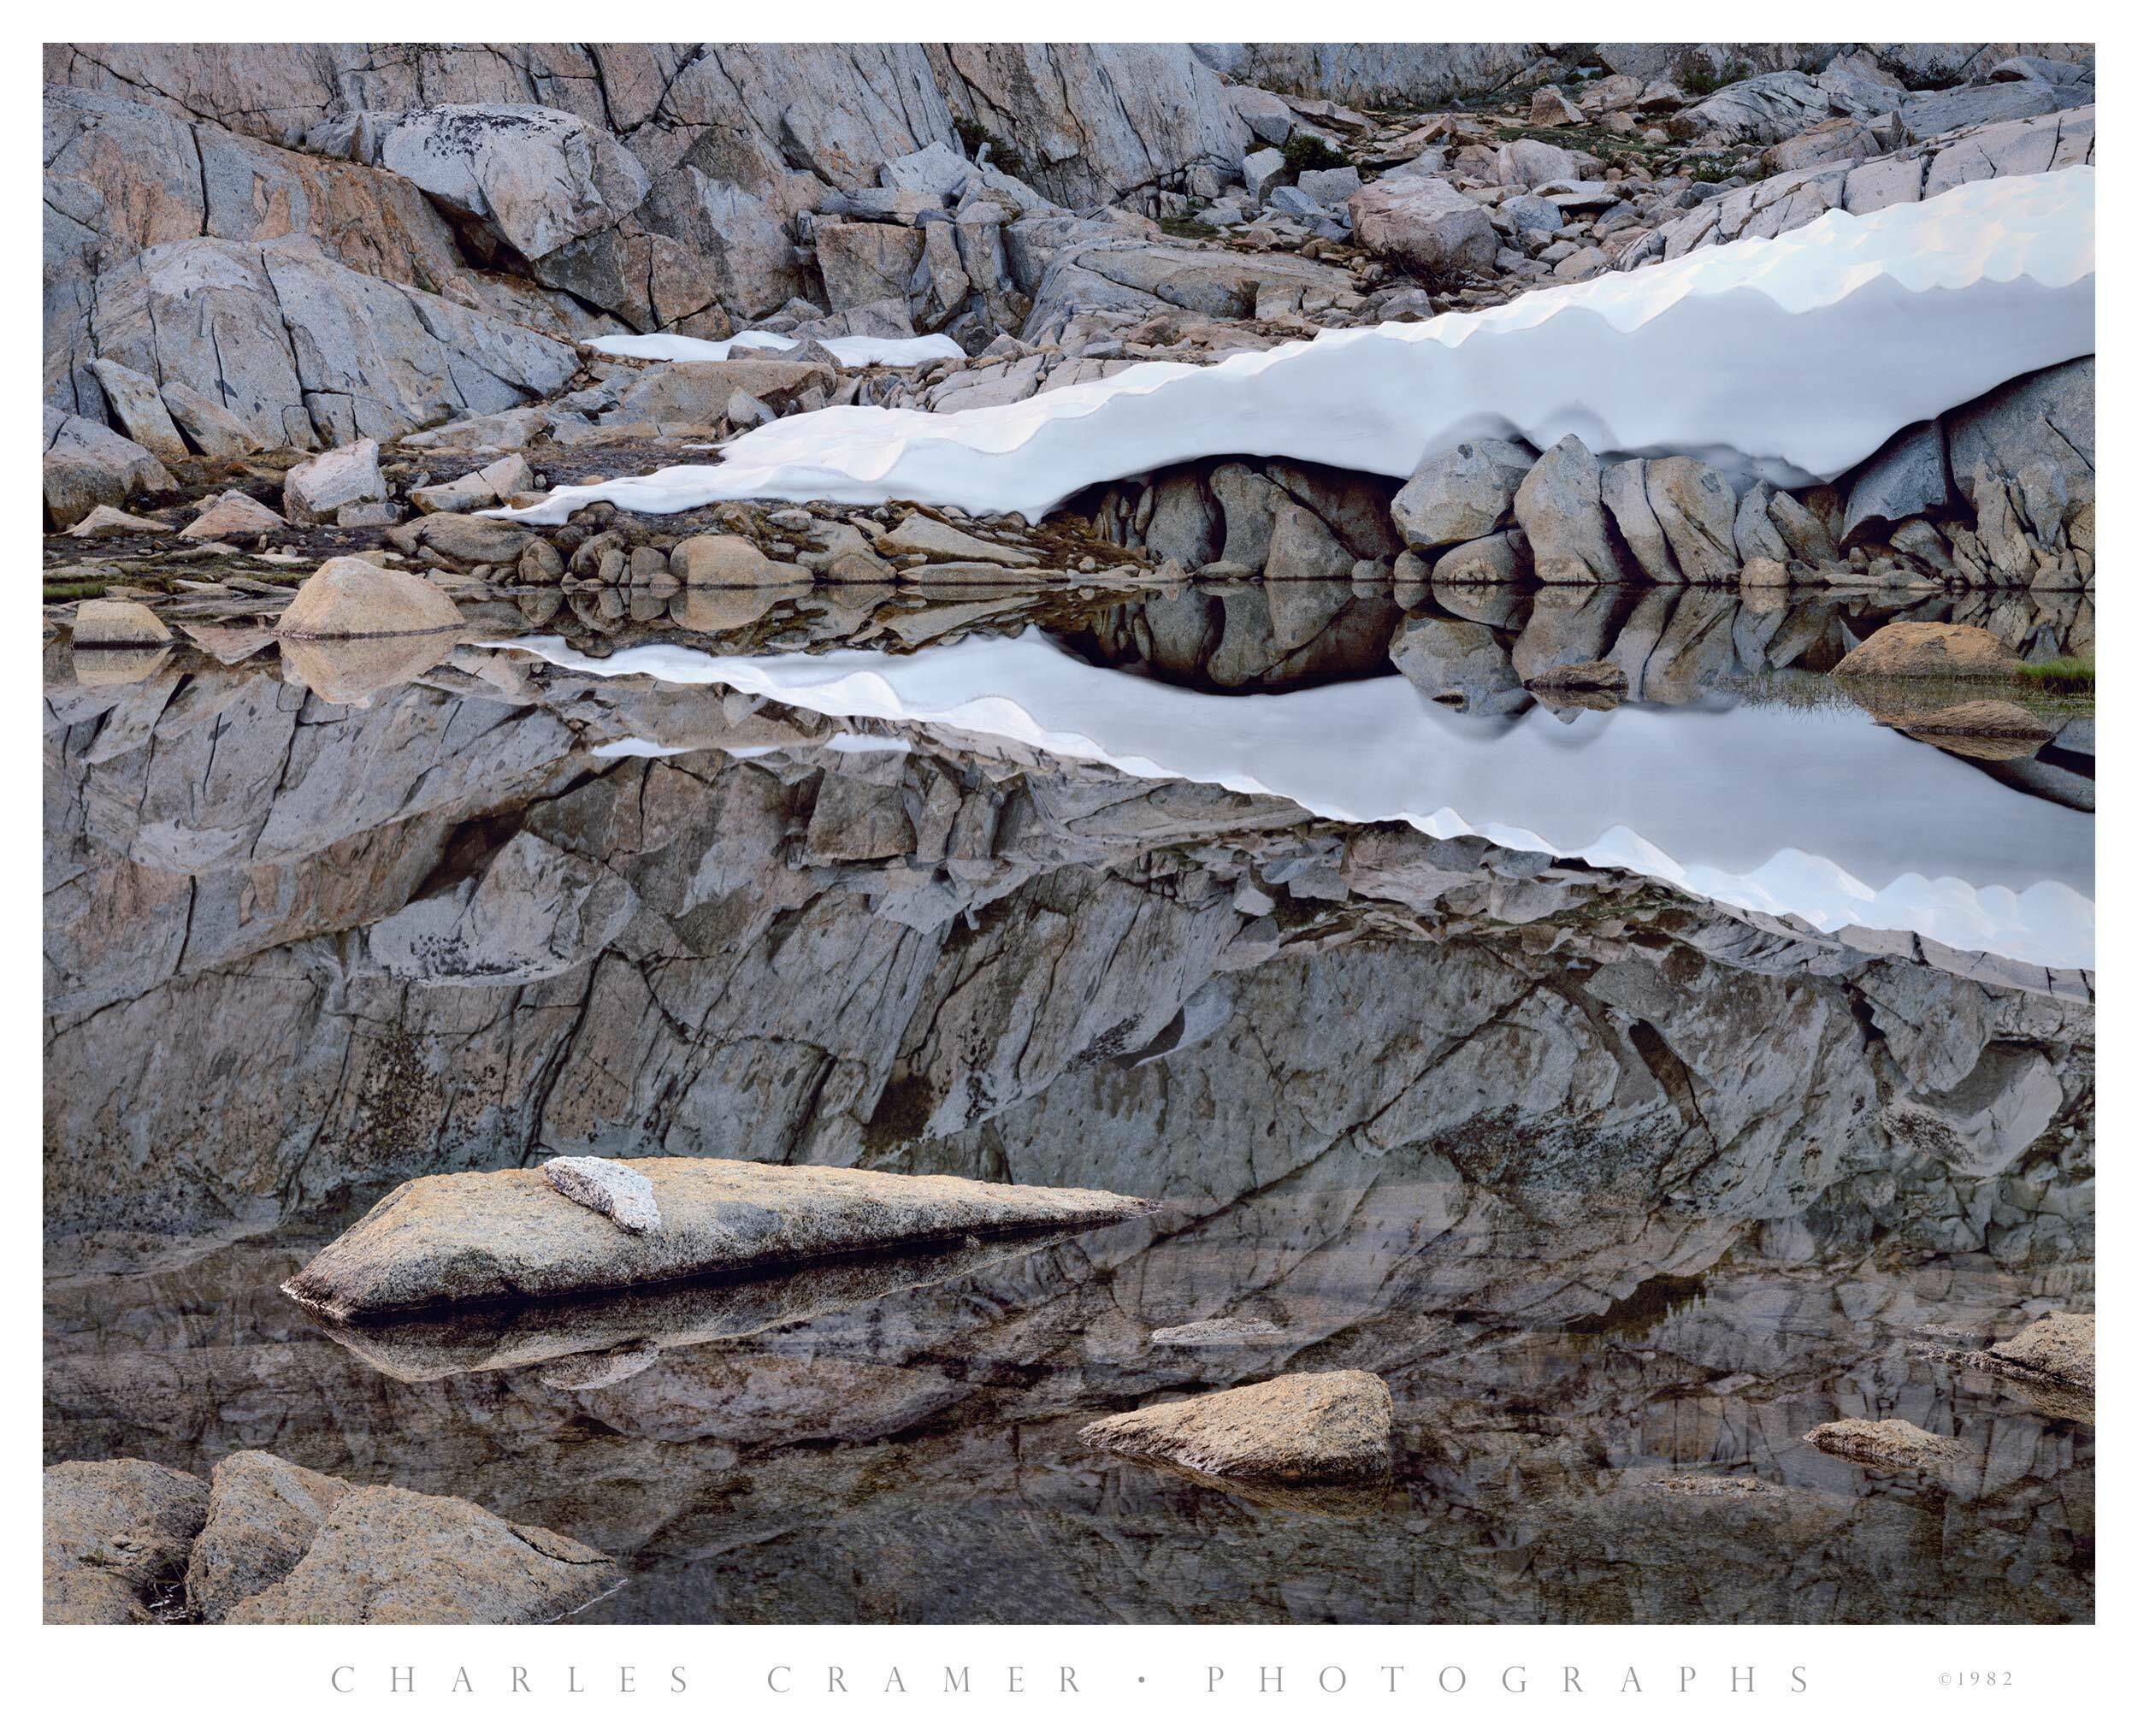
[
  {"x1": 71, "y1": 599, "x2": 172, "y2": 647},
  {"x1": 180, "y1": 489, "x2": 286, "y2": 540},
  {"x1": 87, "y1": 357, "x2": 189, "y2": 464},
  {"x1": 1515, "y1": 435, "x2": 1628, "y2": 582},
  {"x1": 282, "y1": 438, "x2": 387, "y2": 525},
  {"x1": 44, "y1": 408, "x2": 175, "y2": 530},
  {"x1": 66, "y1": 505, "x2": 167, "y2": 538},
  {"x1": 1391, "y1": 438, "x2": 1533, "y2": 549},
  {"x1": 285, "y1": 1158, "x2": 1153, "y2": 1319},
  {"x1": 1079, "y1": 1369, "x2": 1393, "y2": 1484},
  {"x1": 544, "y1": 1155, "x2": 663, "y2": 1235},
  {"x1": 44, "y1": 1458, "x2": 209, "y2": 1624},
  {"x1": 1346, "y1": 176, "x2": 1496, "y2": 280}
]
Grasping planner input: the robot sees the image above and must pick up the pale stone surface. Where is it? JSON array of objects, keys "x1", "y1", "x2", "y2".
[
  {"x1": 43, "y1": 407, "x2": 175, "y2": 529},
  {"x1": 1079, "y1": 1370, "x2": 1394, "y2": 1484},
  {"x1": 1804, "y1": 1417, "x2": 1961, "y2": 1468},
  {"x1": 275, "y1": 557, "x2": 464, "y2": 639},
  {"x1": 876, "y1": 512, "x2": 1039, "y2": 566},
  {"x1": 285, "y1": 1160, "x2": 1154, "y2": 1319},
  {"x1": 72, "y1": 599, "x2": 173, "y2": 647},
  {"x1": 283, "y1": 439, "x2": 387, "y2": 525},
  {"x1": 1833, "y1": 621, "x2": 2018, "y2": 681},
  {"x1": 66, "y1": 505, "x2": 168, "y2": 538},
  {"x1": 159, "y1": 379, "x2": 268, "y2": 458},
  {"x1": 87, "y1": 357, "x2": 189, "y2": 463},
  {"x1": 1973, "y1": 1312, "x2": 2094, "y2": 1393},
  {"x1": 184, "y1": 1450, "x2": 353, "y2": 1623},
  {"x1": 545, "y1": 1156, "x2": 663, "y2": 1234},
  {"x1": 1346, "y1": 176, "x2": 1496, "y2": 280},
  {"x1": 179, "y1": 490, "x2": 286, "y2": 540},
  {"x1": 1515, "y1": 435, "x2": 1628, "y2": 583},
  {"x1": 670, "y1": 534, "x2": 812, "y2": 587},
  {"x1": 221, "y1": 1485, "x2": 612, "y2": 1624},
  {"x1": 372, "y1": 104, "x2": 651, "y2": 263},
  {"x1": 1644, "y1": 456, "x2": 1740, "y2": 581},
  {"x1": 44, "y1": 1458, "x2": 209, "y2": 1624},
  {"x1": 1391, "y1": 439, "x2": 1533, "y2": 549}
]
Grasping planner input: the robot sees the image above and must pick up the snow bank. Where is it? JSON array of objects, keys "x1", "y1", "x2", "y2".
[
  {"x1": 508, "y1": 169, "x2": 2094, "y2": 525},
  {"x1": 491, "y1": 630, "x2": 2094, "y2": 973},
  {"x1": 587, "y1": 330, "x2": 966, "y2": 369}
]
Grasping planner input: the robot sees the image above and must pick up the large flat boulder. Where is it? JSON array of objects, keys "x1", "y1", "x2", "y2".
[
  {"x1": 285, "y1": 1158, "x2": 1154, "y2": 1319},
  {"x1": 1833, "y1": 620, "x2": 2018, "y2": 681},
  {"x1": 1079, "y1": 1369, "x2": 1394, "y2": 1485}
]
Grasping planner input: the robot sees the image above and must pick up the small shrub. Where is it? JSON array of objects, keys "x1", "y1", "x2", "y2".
[
  {"x1": 953, "y1": 118, "x2": 1026, "y2": 180},
  {"x1": 1281, "y1": 133, "x2": 1350, "y2": 174},
  {"x1": 1674, "y1": 50, "x2": 1754, "y2": 97}
]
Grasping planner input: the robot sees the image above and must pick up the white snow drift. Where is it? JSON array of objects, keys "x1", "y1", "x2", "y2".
[
  {"x1": 509, "y1": 169, "x2": 2094, "y2": 525},
  {"x1": 588, "y1": 329, "x2": 966, "y2": 369},
  {"x1": 492, "y1": 630, "x2": 2094, "y2": 974}
]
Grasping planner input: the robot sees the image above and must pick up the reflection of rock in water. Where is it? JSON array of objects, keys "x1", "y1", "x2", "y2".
[
  {"x1": 40, "y1": 578, "x2": 2092, "y2": 1623},
  {"x1": 44, "y1": 634, "x2": 2092, "y2": 1237},
  {"x1": 316, "y1": 1227, "x2": 1097, "y2": 1381},
  {"x1": 278, "y1": 629, "x2": 464, "y2": 706}
]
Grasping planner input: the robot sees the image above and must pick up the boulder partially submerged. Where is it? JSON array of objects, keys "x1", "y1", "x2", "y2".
[
  {"x1": 317, "y1": 1229, "x2": 1094, "y2": 1382},
  {"x1": 1972, "y1": 1311, "x2": 2094, "y2": 1394},
  {"x1": 1803, "y1": 1416, "x2": 1961, "y2": 1468},
  {"x1": 285, "y1": 1157, "x2": 1152, "y2": 1320},
  {"x1": 1833, "y1": 621, "x2": 2018, "y2": 681},
  {"x1": 1079, "y1": 1369, "x2": 1394, "y2": 1485},
  {"x1": 275, "y1": 556, "x2": 464, "y2": 639},
  {"x1": 45, "y1": 1451, "x2": 614, "y2": 1625}
]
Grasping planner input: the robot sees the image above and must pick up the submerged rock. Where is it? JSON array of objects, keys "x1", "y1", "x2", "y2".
[
  {"x1": 285, "y1": 1159, "x2": 1153, "y2": 1319},
  {"x1": 44, "y1": 1458, "x2": 209, "y2": 1624},
  {"x1": 1149, "y1": 1317, "x2": 1285, "y2": 1347},
  {"x1": 1972, "y1": 1311, "x2": 2094, "y2": 1394},
  {"x1": 1079, "y1": 1369, "x2": 1393, "y2": 1485},
  {"x1": 545, "y1": 1155, "x2": 662, "y2": 1234},
  {"x1": 1803, "y1": 1417, "x2": 1961, "y2": 1468}
]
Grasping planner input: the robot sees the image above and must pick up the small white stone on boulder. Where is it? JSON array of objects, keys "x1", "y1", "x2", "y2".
[{"x1": 543, "y1": 1155, "x2": 663, "y2": 1235}]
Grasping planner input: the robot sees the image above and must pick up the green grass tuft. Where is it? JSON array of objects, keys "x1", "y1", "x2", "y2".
[{"x1": 2013, "y1": 657, "x2": 2094, "y2": 695}]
